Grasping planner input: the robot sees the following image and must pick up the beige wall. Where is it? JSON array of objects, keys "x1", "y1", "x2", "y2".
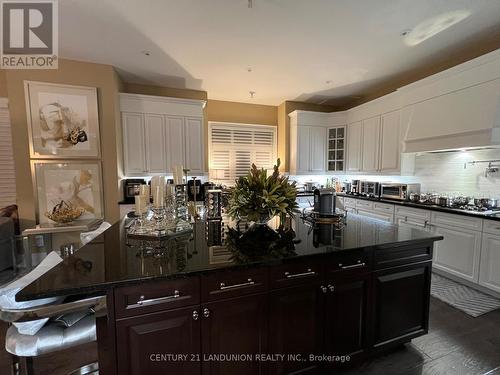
[
  {"x1": 5, "y1": 59, "x2": 122, "y2": 228},
  {"x1": 206, "y1": 99, "x2": 277, "y2": 126},
  {"x1": 277, "y1": 101, "x2": 336, "y2": 172},
  {"x1": 0, "y1": 70, "x2": 7, "y2": 97}
]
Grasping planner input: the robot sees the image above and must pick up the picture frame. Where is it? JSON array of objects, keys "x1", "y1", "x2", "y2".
[
  {"x1": 31, "y1": 160, "x2": 104, "y2": 224},
  {"x1": 25, "y1": 81, "x2": 101, "y2": 158}
]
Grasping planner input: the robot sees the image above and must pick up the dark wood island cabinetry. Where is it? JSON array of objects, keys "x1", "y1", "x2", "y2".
[{"x1": 17, "y1": 214, "x2": 442, "y2": 375}]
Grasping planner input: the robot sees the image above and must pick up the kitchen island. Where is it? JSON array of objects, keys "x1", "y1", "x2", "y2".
[{"x1": 17, "y1": 214, "x2": 443, "y2": 375}]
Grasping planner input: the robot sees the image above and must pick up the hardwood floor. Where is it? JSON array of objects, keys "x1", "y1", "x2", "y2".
[{"x1": 335, "y1": 296, "x2": 500, "y2": 375}]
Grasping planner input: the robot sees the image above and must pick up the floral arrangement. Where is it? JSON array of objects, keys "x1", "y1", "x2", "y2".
[{"x1": 227, "y1": 159, "x2": 299, "y2": 223}]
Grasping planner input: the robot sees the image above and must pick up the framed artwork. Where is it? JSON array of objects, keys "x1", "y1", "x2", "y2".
[
  {"x1": 32, "y1": 160, "x2": 104, "y2": 224},
  {"x1": 25, "y1": 81, "x2": 101, "y2": 158}
]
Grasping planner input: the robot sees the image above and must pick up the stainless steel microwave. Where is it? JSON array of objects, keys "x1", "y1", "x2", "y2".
[{"x1": 380, "y1": 183, "x2": 420, "y2": 201}]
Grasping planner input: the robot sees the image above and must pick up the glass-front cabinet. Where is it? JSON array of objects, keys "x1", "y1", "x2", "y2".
[{"x1": 327, "y1": 126, "x2": 346, "y2": 172}]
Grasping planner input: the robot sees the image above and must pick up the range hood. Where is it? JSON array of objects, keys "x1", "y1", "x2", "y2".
[{"x1": 401, "y1": 77, "x2": 500, "y2": 153}]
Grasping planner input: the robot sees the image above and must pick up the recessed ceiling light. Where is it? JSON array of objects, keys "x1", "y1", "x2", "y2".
[
  {"x1": 247, "y1": 67, "x2": 252, "y2": 73},
  {"x1": 325, "y1": 80, "x2": 332, "y2": 84},
  {"x1": 403, "y1": 10, "x2": 470, "y2": 46},
  {"x1": 141, "y1": 50, "x2": 151, "y2": 56},
  {"x1": 401, "y1": 29, "x2": 411, "y2": 37}
]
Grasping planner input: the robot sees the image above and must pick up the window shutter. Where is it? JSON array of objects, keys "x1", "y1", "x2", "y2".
[
  {"x1": 0, "y1": 105, "x2": 16, "y2": 208},
  {"x1": 209, "y1": 123, "x2": 277, "y2": 184}
]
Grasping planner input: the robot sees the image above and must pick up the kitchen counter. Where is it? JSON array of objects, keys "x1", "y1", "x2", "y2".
[
  {"x1": 17, "y1": 213, "x2": 441, "y2": 301},
  {"x1": 16, "y1": 214, "x2": 442, "y2": 375},
  {"x1": 336, "y1": 193, "x2": 500, "y2": 222}
]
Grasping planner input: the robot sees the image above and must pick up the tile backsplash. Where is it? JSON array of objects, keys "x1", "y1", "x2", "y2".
[{"x1": 290, "y1": 148, "x2": 500, "y2": 198}]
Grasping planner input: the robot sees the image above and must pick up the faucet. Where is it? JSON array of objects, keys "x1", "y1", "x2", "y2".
[{"x1": 485, "y1": 162, "x2": 499, "y2": 177}]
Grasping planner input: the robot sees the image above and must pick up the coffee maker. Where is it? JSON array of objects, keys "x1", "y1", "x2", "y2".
[
  {"x1": 313, "y1": 188, "x2": 336, "y2": 217},
  {"x1": 123, "y1": 179, "x2": 146, "y2": 203}
]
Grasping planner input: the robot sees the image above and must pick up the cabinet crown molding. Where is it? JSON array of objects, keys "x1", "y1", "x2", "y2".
[{"x1": 119, "y1": 93, "x2": 206, "y2": 117}]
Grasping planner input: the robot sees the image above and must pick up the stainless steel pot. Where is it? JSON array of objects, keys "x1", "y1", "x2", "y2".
[
  {"x1": 409, "y1": 193, "x2": 420, "y2": 203},
  {"x1": 488, "y1": 198, "x2": 498, "y2": 208}
]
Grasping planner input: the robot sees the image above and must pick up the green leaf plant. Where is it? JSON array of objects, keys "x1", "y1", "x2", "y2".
[{"x1": 227, "y1": 159, "x2": 300, "y2": 223}]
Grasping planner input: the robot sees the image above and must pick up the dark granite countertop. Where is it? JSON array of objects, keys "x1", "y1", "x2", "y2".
[
  {"x1": 17, "y1": 214, "x2": 442, "y2": 301},
  {"x1": 336, "y1": 193, "x2": 500, "y2": 222}
]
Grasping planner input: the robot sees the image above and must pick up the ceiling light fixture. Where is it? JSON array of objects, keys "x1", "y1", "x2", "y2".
[
  {"x1": 141, "y1": 50, "x2": 151, "y2": 56},
  {"x1": 247, "y1": 67, "x2": 252, "y2": 73},
  {"x1": 249, "y1": 91, "x2": 255, "y2": 98},
  {"x1": 403, "y1": 10, "x2": 470, "y2": 46}
]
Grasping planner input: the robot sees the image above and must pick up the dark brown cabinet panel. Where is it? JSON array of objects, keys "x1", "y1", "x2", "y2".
[
  {"x1": 324, "y1": 273, "x2": 370, "y2": 360},
  {"x1": 201, "y1": 294, "x2": 268, "y2": 375},
  {"x1": 268, "y1": 284, "x2": 324, "y2": 374},
  {"x1": 372, "y1": 261, "x2": 431, "y2": 348},
  {"x1": 116, "y1": 306, "x2": 201, "y2": 375}
]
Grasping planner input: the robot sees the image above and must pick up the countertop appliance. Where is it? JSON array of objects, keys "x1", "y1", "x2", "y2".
[
  {"x1": 313, "y1": 188, "x2": 336, "y2": 217},
  {"x1": 361, "y1": 181, "x2": 380, "y2": 198},
  {"x1": 350, "y1": 180, "x2": 362, "y2": 195},
  {"x1": 187, "y1": 178, "x2": 203, "y2": 202},
  {"x1": 380, "y1": 183, "x2": 421, "y2": 201},
  {"x1": 123, "y1": 179, "x2": 146, "y2": 203}
]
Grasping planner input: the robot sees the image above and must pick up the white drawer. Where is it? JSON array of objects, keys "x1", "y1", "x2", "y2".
[
  {"x1": 483, "y1": 220, "x2": 500, "y2": 236},
  {"x1": 344, "y1": 197, "x2": 357, "y2": 208},
  {"x1": 430, "y1": 211, "x2": 483, "y2": 231},
  {"x1": 355, "y1": 199, "x2": 374, "y2": 210},
  {"x1": 394, "y1": 206, "x2": 431, "y2": 221},
  {"x1": 373, "y1": 202, "x2": 394, "y2": 214}
]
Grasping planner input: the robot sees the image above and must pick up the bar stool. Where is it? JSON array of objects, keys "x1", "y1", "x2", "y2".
[{"x1": 1, "y1": 295, "x2": 105, "y2": 375}]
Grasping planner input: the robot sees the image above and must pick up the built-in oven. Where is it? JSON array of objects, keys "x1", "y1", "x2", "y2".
[{"x1": 380, "y1": 183, "x2": 420, "y2": 201}]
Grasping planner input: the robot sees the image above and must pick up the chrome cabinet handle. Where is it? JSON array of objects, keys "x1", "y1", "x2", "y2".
[
  {"x1": 339, "y1": 262, "x2": 366, "y2": 270},
  {"x1": 136, "y1": 290, "x2": 180, "y2": 306},
  {"x1": 328, "y1": 284, "x2": 335, "y2": 292},
  {"x1": 220, "y1": 279, "x2": 255, "y2": 290},
  {"x1": 193, "y1": 310, "x2": 199, "y2": 320},
  {"x1": 203, "y1": 308, "x2": 210, "y2": 318},
  {"x1": 285, "y1": 268, "x2": 316, "y2": 279},
  {"x1": 320, "y1": 285, "x2": 328, "y2": 293}
]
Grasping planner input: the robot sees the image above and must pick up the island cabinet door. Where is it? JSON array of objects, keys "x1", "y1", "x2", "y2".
[
  {"x1": 116, "y1": 306, "x2": 201, "y2": 375},
  {"x1": 324, "y1": 273, "x2": 370, "y2": 361},
  {"x1": 201, "y1": 293, "x2": 268, "y2": 375},
  {"x1": 371, "y1": 261, "x2": 431, "y2": 349},
  {"x1": 268, "y1": 284, "x2": 325, "y2": 375}
]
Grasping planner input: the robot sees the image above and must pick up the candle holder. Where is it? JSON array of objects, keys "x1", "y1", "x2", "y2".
[
  {"x1": 175, "y1": 184, "x2": 188, "y2": 220},
  {"x1": 133, "y1": 212, "x2": 148, "y2": 234},
  {"x1": 151, "y1": 206, "x2": 166, "y2": 235}
]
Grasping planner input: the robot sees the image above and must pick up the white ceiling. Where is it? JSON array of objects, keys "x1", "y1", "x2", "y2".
[{"x1": 59, "y1": 0, "x2": 500, "y2": 106}]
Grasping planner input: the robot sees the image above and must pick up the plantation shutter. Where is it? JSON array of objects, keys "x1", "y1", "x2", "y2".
[
  {"x1": 209, "y1": 122, "x2": 277, "y2": 185},
  {"x1": 0, "y1": 101, "x2": 16, "y2": 207}
]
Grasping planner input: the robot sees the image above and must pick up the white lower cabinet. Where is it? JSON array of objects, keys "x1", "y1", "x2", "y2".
[
  {"x1": 432, "y1": 224, "x2": 482, "y2": 283},
  {"x1": 357, "y1": 208, "x2": 393, "y2": 223},
  {"x1": 479, "y1": 233, "x2": 500, "y2": 293}
]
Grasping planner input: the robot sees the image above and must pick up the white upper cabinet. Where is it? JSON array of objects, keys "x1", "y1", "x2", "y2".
[
  {"x1": 144, "y1": 114, "x2": 167, "y2": 173},
  {"x1": 166, "y1": 116, "x2": 185, "y2": 170},
  {"x1": 288, "y1": 110, "x2": 347, "y2": 175},
  {"x1": 346, "y1": 110, "x2": 403, "y2": 174},
  {"x1": 379, "y1": 110, "x2": 401, "y2": 172},
  {"x1": 120, "y1": 94, "x2": 206, "y2": 176},
  {"x1": 122, "y1": 112, "x2": 146, "y2": 175},
  {"x1": 309, "y1": 126, "x2": 326, "y2": 172},
  {"x1": 184, "y1": 117, "x2": 204, "y2": 174},
  {"x1": 295, "y1": 125, "x2": 311, "y2": 174},
  {"x1": 346, "y1": 121, "x2": 362, "y2": 172},
  {"x1": 361, "y1": 116, "x2": 381, "y2": 172}
]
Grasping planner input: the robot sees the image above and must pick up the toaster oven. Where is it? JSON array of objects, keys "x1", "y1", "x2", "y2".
[{"x1": 380, "y1": 183, "x2": 420, "y2": 201}]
